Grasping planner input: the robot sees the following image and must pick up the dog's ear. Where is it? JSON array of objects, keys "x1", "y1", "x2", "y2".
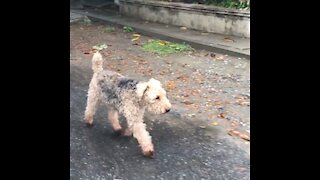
[
  {"x1": 136, "y1": 82, "x2": 149, "y2": 98},
  {"x1": 148, "y1": 78, "x2": 161, "y2": 86}
]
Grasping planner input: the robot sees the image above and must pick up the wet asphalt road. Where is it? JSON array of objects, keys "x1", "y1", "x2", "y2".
[
  {"x1": 70, "y1": 65, "x2": 250, "y2": 180},
  {"x1": 70, "y1": 18, "x2": 250, "y2": 179}
]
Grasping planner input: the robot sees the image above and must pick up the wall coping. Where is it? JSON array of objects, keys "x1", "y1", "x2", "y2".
[{"x1": 119, "y1": 0, "x2": 250, "y2": 18}]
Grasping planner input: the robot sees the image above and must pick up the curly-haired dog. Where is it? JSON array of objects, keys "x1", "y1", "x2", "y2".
[{"x1": 84, "y1": 52, "x2": 171, "y2": 158}]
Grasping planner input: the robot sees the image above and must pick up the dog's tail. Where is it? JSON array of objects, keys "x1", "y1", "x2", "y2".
[{"x1": 92, "y1": 51, "x2": 104, "y2": 73}]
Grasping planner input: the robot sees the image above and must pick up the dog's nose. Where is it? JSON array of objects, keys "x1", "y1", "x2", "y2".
[{"x1": 165, "y1": 108, "x2": 170, "y2": 113}]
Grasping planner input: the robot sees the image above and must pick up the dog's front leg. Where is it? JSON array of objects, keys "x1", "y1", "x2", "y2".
[
  {"x1": 107, "y1": 105, "x2": 122, "y2": 134},
  {"x1": 131, "y1": 121, "x2": 154, "y2": 158}
]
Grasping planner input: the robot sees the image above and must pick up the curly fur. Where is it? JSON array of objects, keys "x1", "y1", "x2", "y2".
[{"x1": 84, "y1": 51, "x2": 171, "y2": 158}]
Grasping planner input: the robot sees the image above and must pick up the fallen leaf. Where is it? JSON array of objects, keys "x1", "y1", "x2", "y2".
[
  {"x1": 177, "y1": 75, "x2": 189, "y2": 81},
  {"x1": 159, "y1": 70, "x2": 167, "y2": 75},
  {"x1": 182, "y1": 100, "x2": 193, "y2": 105},
  {"x1": 228, "y1": 130, "x2": 250, "y2": 141},
  {"x1": 218, "y1": 113, "x2": 225, "y2": 118},
  {"x1": 131, "y1": 37, "x2": 140, "y2": 41},
  {"x1": 158, "y1": 41, "x2": 168, "y2": 46},
  {"x1": 140, "y1": 68, "x2": 153, "y2": 76},
  {"x1": 194, "y1": 74, "x2": 205, "y2": 84},
  {"x1": 231, "y1": 122, "x2": 237, "y2": 128},
  {"x1": 237, "y1": 100, "x2": 250, "y2": 106},
  {"x1": 166, "y1": 80, "x2": 177, "y2": 91},
  {"x1": 235, "y1": 95, "x2": 250, "y2": 106},
  {"x1": 212, "y1": 122, "x2": 219, "y2": 126},
  {"x1": 199, "y1": 125, "x2": 206, "y2": 129},
  {"x1": 191, "y1": 89, "x2": 201, "y2": 96},
  {"x1": 180, "y1": 26, "x2": 187, "y2": 30},
  {"x1": 212, "y1": 100, "x2": 225, "y2": 108},
  {"x1": 239, "y1": 134, "x2": 250, "y2": 141},
  {"x1": 224, "y1": 37, "x2": 235, "y2": 42},
  {"x1": 132, "y1": 33, "x2": 140, "y2": 37},
  {"x1": 216, "y1": 55, "x2": 224, "y2": 60}
]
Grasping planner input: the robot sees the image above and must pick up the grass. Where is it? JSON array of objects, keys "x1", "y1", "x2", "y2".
[
  {"x1": 142, "y1": 39, "x2": 193, "y2": 55},
  {"x1": 92, "y1": 44, "x2": 108, "y2": 51},
  {"x1": 82, "y1": 16, "x2": 92, "y2": 25},
  {"x1": 123, "y1": 26, "x2": 134, "y2": 33},
  {"x1": 161, "y1": 0, "x2": 250, "y2": 10},
  {"x1": 203, "y1": 0, "x2": 250, "y2": 10}
]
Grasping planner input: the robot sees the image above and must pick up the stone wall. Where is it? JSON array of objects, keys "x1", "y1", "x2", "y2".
[{"x1": 119, "y1": 0, "x2": 250, "y2": 38}]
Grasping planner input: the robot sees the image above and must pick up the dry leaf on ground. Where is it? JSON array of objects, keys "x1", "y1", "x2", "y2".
[
  {"x1": 177, "y1": 75, "x2": 189, "y2": 81},
  {"x1": 218, "y1": 113, "x2": 226, "y2": 118},
  {"x1": 182, "y1": 100, "x2": 193, "y2": 105},
  {"x1": 228, "y1": 130, "x2": 250, "y2": 141},
  {"x1": 235, "y1": 95, "x2": 250, "y2": 106},
  {"x1": 212, "y1": 122, "x2": 219, "y2": 126},
  {"x1": 223, "y1": 37, "x2": 235, "y2": 42},
  {"x1": 131, "y1": 37, "x2": 140, "y2": 41},
  {"x1": 159, "y1": 70, "x2": 167, "y2": 75},
  {"x1": 191, "y1": 89, "x2": 201, "y2": 96},
  {"x1": 166, "y1": 80, "x2": 177, "y2": 90}
]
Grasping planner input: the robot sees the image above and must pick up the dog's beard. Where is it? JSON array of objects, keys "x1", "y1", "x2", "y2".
[{"x1": 146, "y1": 104, "x2": 167, "y2": 114}]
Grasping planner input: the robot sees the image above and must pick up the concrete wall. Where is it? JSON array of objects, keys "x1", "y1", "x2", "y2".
[
  {"x1": 70, "y1": 0, "x2": 116, "y2": 9},
  {"x1": 119, "y1": 0, "x2": 250, "y2": 38},
  {"x1": 70, "y1": 0, "x2": 83, "y2": 9}
]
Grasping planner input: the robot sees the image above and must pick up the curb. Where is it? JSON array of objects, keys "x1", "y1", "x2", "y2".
[{"x1": 71, "y1": 10, "x2": 250, "y2": 59}]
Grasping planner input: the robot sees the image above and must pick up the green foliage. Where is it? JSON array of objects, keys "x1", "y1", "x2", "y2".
[
  {"x1": 123, "y1": 26, "x2": 134, "y2": 33},
  {"x1": 142, "y1": 39, "x2": 193, "y2": 55},
  {"x1": 204, "y1": 0, "x2": 250, "y2": 10}
]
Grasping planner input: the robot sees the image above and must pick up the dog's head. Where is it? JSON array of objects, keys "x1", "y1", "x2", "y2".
[{"x1": 136, "y1": 78, "x2": 171, "y2": 114}]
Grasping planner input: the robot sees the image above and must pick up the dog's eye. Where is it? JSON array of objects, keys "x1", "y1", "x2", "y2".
[{"x1": 155, "y1": 96, "x2": 160, "y2": 100}]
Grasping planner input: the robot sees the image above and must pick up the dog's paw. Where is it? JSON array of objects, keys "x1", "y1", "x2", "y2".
[
  {"x1": 113, "y1": 129, "x2": 123, "y2": 136},
  {"x1": 84, "y1": 116, "x2": 94, "y2": 127},
  {"x1": 86, "y1": 122, "x2": 94, "y2": 127},
  {"x1": 143, "y1": 149, "x2": 154, "y2": 158},
  {"x1": 142, "y1": 145, "x2": 154, "y2": 158},
  {"x1": 121, "y1": 128, "x2": 133, "y2": 137}
]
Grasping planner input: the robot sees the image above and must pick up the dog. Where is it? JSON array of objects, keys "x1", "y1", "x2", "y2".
[{"x1": 84, "y1": 51, "x2": 171, "y2": 158}]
